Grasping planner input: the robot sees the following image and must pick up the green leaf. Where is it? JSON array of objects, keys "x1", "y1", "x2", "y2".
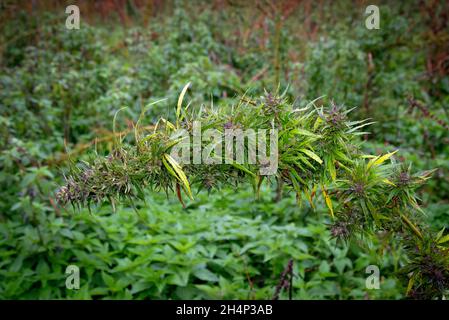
[
  {"x1": 231, "y1": 163, "x2": 256, "y2": 177},
  {"x1": 102, "y1": 272, "x2": 115, "y2": 289},
  {"x1": 321, "y1": 185, "x2": 334, "y2": 218},
  {"x1": 300, "y1": 149, "x2": 323, "y2": 164},
  {"x1": 291, "y1": 128, "x2": 321, "y2": 138},
  {"x1": 193, "y1": 268, "x2": 219, "y2": 282},
  {"x1": 163, "y1": 153, "x2": 193, "y2": 199},
  {"x1": 437, "y1": 234, "x2": 449, "y2": 244},
  {"x1": 327, "y1": 157, "x2": 336, "y2": 181},
  {"x1": 176, "y1": 82, "x2": 191, "y2": 127},
  {"x1": 368, "y1": 150, "x2": 398, "y2": 169}
]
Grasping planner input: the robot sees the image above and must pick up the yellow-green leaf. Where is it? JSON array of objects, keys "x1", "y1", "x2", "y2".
[
  {"x1": 304, "y1": 187, "x2": 315, "y2": 210},
  {"x1": 231, "y1": 163, "x2": 256, "y2": 177},
  {"x1": 368, "y1": 150, "x2": 398, "y2": 169},
  {"x1": 176, "y1": 82, "x2": 191, "y2": 127},
  {"x1": 163, "y1": 153, "x2": 193, "y2": 199},
  {"x1": 406, "y1": 273, "x2": 415, "y2": 296},
  {"x1": 327, "y1": 159, "x2": 336, "y2": 181},
  {"x1": 321, "y1": 185, "x2": 334, "y2": 219},
  {"x1": 382, "y1": 178, "x2": 396, "y2": 186},
  {"x1": 437, "y1": 234, "x2": 449, "y2": 244},
  {"x1": 301, "y1": 149, "x2": 323, "y2": 164},
  {"x1": 401, "y1": 214, "x2": 423, "y2": 240},
  {"x1": 313, "y1": 116, "x2": 322, "y2": 131},
  {"x1": 291, "y1": 128, "x2": 321, "y2": 138}
]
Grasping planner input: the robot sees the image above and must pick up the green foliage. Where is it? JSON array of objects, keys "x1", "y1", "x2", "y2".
[
  {"x1": 0, "y1": 186, "x2": 404, "y2": 300},
  {"x1": 1, "y1": 1, "x2": 448, "y2": 300},
  {"x1": 57, "y1": 87, "x2": 448, "y2": 299}
]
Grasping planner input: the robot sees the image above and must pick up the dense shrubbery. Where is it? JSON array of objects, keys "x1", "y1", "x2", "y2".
[
  {"x1": 1, "y1": 1, "x2": 448, "y2": 299},
  {"x1": 57, "y1": 88, "x2": 449, "y2": 299}
]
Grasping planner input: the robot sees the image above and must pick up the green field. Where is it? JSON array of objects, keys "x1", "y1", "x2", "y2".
[{"x1": 0, "y1": 0, "x2": 448, "y2": 300}]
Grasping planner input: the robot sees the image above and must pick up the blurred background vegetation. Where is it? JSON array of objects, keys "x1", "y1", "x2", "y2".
[{"x1": 0, "y1": 0, "x2": 448, "y2": 299}]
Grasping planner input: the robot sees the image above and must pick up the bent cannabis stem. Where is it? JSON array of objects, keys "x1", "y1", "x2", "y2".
[{"x1": 57, "y1": 88, "x2": 448, "y2": 299}]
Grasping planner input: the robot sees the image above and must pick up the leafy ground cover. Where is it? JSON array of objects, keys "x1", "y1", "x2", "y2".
[{"x1": 0, "y1": 1, "x2": 448, "y2": 299}]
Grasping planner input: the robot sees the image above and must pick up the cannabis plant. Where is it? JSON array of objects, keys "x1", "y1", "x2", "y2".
[{"x1": 57, "y1": 85, "x2": 449, "y2": 299}]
